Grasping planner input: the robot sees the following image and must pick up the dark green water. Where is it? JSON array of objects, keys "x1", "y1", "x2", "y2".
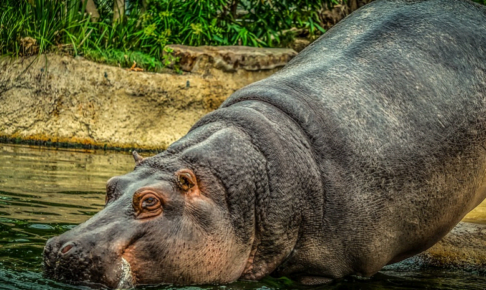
[{"x1": 0, "y1": 144, "x2": 485, "y2": 290}]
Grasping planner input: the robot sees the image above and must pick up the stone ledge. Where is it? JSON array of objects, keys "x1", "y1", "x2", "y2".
[
  {"x1": 385, "y1": 222, "x2": 486, "y2": 273},
  {"x1": 0, "y1": 54, "x2": 280, "y2": 151},
  {"x1": 165, "y1": 45, "x2": 297, "y2": 73},
  {"x1": 418, "y1": 222, "x2": 486, "y2": 272}
]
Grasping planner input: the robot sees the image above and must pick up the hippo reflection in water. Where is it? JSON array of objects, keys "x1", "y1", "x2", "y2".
[{"x1": 43, "y1": 0, "x2": 486, "y2": 288}]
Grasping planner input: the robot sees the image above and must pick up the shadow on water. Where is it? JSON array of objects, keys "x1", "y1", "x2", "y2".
[{"x1": 0, "y1": 144, "x2": 485, "y2": 290}]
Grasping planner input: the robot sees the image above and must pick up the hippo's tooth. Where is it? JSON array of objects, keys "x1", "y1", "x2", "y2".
[{"x1": 117, "y1": 257, "x2": 135, "y2": 289}]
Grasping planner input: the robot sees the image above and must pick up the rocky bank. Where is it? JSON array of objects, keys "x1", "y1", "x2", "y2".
[{"x1": 0, "y1": 46, "x2": 296, "y2": 151}]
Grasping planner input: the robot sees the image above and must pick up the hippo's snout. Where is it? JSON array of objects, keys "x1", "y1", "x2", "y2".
[
  {"x1": 43, "y1": 237, "x2": 57, "y2": 274},
  {"x1": 43, "y1": 237, "x2": 92, "y2": 284},
  {"x1": 43, "y1": 219, "x2": 137, "y2": 289}
]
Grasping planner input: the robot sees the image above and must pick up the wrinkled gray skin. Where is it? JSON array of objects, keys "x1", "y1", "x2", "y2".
[{"x1": 44, "y1": 0, "x2": 486, "y2": 287}]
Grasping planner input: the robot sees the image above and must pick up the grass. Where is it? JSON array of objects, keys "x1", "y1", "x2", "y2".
[
  {"x1": 0, "y1": 0, "x2": 176, "y2": 72},
  {"x1": 83, "y1": 48, "x2": 164, "y2": 71},
  {"x1": 0, "y1": 0, "x2": 331, "y2": 72}
]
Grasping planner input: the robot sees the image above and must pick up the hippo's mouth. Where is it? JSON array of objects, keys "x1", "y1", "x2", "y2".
[{"x1": 43, "y1": 253, "x2": 135, "y2": 289}]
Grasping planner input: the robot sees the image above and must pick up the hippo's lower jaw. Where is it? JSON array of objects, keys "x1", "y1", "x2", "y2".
[{"x1": 43, "y1": 257, "x2": 135, "y2": 289}]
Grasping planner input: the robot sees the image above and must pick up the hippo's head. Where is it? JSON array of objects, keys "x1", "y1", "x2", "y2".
[{"x1": 43, "y1": 144, "x2": 260, "y2": 288}]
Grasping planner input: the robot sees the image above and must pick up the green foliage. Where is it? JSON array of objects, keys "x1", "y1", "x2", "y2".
[
  {"x1": 143, "y1": 0, "x2": 327, "y2": 47},
  {"x1": 0, "y1": 0, "x2": 92, "y2": 56},
  {"x1": 143, "y1": 0, "x2": 228, "y2": 46},
  {"x1": 161, "y1": 46, "x2": 181, "y2": 73},
  {"x1": 83, "y1": 48, "x2": 164, "y2": 71},
  {"x1": 2, "y1": 0, "x2": 485, "y2": 69},
  {"x1": 0, "y1": 0, "x2": 336, "y2": 71}
]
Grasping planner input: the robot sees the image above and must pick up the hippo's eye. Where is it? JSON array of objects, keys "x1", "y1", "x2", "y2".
[
  {"x1": 178, "y1": 173, "x2": 194, "y2": 191},
  {"x1": 142, "y1": 196, "x2": 158, "y2": 209},
  {"x1": 176, "y1": 169, "x2": 197, "y2": 192},
  {"x1": 133, "y1": 191, "x2": 163, "y2": 219},
  {"x1": 140, "y1": 194, "x2": 160, "y2": 211}
]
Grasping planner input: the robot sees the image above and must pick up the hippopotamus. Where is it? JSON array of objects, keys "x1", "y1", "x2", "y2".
[{"x1": 43, "y1": 0, "x2": 486, "y2": 287}]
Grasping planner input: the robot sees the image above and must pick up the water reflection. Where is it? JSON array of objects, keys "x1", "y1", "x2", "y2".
[
  {"x1": 0, "y1": 144, "x2": 133, "y2": 224},
  {"x1": 0, "y1": 144, "x2": 133, "y2": 281}
]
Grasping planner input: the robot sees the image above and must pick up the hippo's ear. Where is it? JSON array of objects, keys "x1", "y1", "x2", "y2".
[
  {"x1": 176, "y1": 169, "x2": 199, "y2": 195},
  {"x1": 132, "y1": 150, "x2": 144, "y2": 165}
]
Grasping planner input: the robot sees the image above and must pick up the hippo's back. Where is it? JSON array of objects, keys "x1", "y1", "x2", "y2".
[{"x1": 223, "y1": 0, "x2": 486, "y2": 275}]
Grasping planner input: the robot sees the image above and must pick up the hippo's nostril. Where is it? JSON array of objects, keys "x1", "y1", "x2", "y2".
[
  {"x1": 60, "y1": 242, "x2": 75, "y2": 254},
  {"x1": 44, "y1": 237, "x2": 60, "y2": 259}
]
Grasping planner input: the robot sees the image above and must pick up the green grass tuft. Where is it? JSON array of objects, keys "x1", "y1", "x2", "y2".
[{"x1": 82, "y1": 48, "x2": 164, "y2": 72}]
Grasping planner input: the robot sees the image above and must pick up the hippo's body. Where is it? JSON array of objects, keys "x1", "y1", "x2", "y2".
[{"x1": 44, "y1": 0, "x2": 486, "y2": 287}]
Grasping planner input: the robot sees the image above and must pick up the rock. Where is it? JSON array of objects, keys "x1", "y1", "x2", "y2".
[
  {"x1": 290, "y1": 38, "x2": 311, "y2": 52},
  {"x1": 318, "y1": 0, "x2": 374, "y2": 30},
  {"x1": 0, "y1": 54, "x2": 281, "y2": 151},
  {"x1": 417, "y1": 222, "x2": 486, "y2": 272},
  {"x1": 164, "y1": 45, "x2": 297, "y2": 73}
]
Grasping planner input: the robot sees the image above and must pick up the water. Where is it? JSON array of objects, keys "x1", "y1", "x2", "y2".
[{"x1": 0, "y1": 144, "x2": 485, "y2": 290}]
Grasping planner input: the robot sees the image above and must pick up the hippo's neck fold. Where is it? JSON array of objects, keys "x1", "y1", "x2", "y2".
[{"x1": 188, "y1": 99, "x2": 326, "y2": 280}]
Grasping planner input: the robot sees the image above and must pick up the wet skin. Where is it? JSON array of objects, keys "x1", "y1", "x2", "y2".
[{"x1": 44, "y1": 0, "x2": 486, "y2": 287}]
